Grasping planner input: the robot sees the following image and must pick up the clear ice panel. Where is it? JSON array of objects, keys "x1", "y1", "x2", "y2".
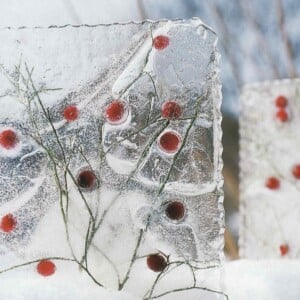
[
  {"x1": 240, "y1": 79, "x2": 300, "y2": 259},
  {"x1": 0, "y1": 19, "x2": 224, "y2": 299}
]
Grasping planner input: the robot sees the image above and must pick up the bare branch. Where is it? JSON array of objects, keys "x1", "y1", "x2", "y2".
[
  {"x1": 275, "y1": 0, "x2": 298, "y2": 78},
  {"x1": 240, "y1": 0, "x2": 281, "y2": 79},
  {"x1": 137, "y1": 0, "x2": 147, "y2": 20}
]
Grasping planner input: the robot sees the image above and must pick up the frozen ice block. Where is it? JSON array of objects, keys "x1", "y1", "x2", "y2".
[
  {"x1": 0, "y1": 19, "x2": 224, "y2": 299},
  {"x1": 240, "y1": 79, "x2": 300, "y2": 259}
]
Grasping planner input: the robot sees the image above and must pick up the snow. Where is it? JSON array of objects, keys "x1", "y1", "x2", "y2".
[
  {"x1": 1, "y1": 259, "x2": 299, "y2": 299},
  {"x1": 224, "y1": 260, "x2": 300, "y2": 300},
  {"x1": 0, "y1": 262, "x2": 139, "y2": 300},
  {"x1": 0, "y1": 0, "x2": 141, "y2": 27},
  {"x1": 0, "y1": 256, "x2": 223, "y2": 300}
]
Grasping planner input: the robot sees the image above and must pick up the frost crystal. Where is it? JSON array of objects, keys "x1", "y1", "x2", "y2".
[
  {"x1": 0, "y1": 19, "x2": 224, "y2": 299},
  {"x1": 240, "y1": 79, "x2": 300, "y2": 259}
]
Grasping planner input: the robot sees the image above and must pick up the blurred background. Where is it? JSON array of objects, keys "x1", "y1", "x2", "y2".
[{"x1": 2, "y1": 0, "x2": 299, "y2": 259}]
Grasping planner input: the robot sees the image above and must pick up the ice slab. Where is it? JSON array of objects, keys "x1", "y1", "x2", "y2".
[
  {"x1": 0, "y1": 19, "x2": 224, "y2": 299},
  {"x1": 240, "y1": 79, "x2": 300, "y2": 259}
]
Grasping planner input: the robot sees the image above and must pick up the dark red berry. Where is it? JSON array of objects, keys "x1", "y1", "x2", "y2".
[
  {"x1": 0, "y1": 214, "x2": 16, "y2": 233},
  {"x1": 276, "y1": 109, "x2": 288, "y2": 122},
  {"x1": 158, "y1": 131, "x2": 181, "y2": 154},
  {"x1": 105, "y1": 100, "x2": 127, "y2": 124},
  {"x1": 153, "y1": 35, "x2": 169, "y2": 50},
  {"x1": 275, "y1": 95, "x2": 288, "y2": 108},
  {"x1": 37, "y1": 260, "x2": 56, "y2": 276},
  {"x1": 292, "y1": 164, "x2": 300, "y2": 179},
  {"x1": 77, "y1": 169, "x2": 97, "y2": 190},
  {"x1": 63, "y1": 105, "x2": 79, "y2": 122},
  {"x1": 161, "y1": 101, "x2": 182, "y2": 119},
  {"x1": 165, "y1": 201, "x2": 185, "y2": 221},
  {"x1": 0, "y1": 129, "x2": 18, "y2": 149},
  {"x1": 265, "y1": 177, "x2": 280, "y2": 190},
  {"x1": 280, "y1": 244, "x2": 289, "y2": 256},
  {"x1": 147, "y1": 254, "x2": 167, "y2": 272}
]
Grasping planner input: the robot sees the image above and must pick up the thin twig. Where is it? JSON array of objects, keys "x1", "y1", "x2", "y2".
[
  {"x1": 207, "y1": 3, "x2": 243, "y2": 89},
  {"x1": 275, "y1": 0, "x2": 297, "y2": 77},
  {"x1": 0, "y1": 257, "x2": 75, "y2": 274},
  {"x1": 240, "y1": 0, "x2": 281, "y2": 78},
  {"x1": 119, "y1": 229, "x2": 144, "y2": 290},
  {"x1": 157, "y1": 93, "x2": 206, "y2": 195},
  {"x1": 148, "y1": 286, "x2": 228, "y2": 300}
]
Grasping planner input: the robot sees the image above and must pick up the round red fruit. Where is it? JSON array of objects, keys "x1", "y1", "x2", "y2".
[
  {"x1": 63, "y1": 105, "x2": 79, "y2": 122},
  {"x1": 147, "y1": 254, "x2": 167, "y2": 272},
  {"x1": 77, "y1": 169, "x2": 98, "y2": 190},
  {"x1": 280, "y1": 244, "x2": 289, "y2": 256},
  {"x1": 265, "y1": 177, "x2": 280, "y2": 190},
  {"x1": 161, "y1": 101, "x2": 182, "y2": 120},
  {"x1": 275, "y1": 95, "x2": 288, "y2": 108},
  {"x1": 158, "y1": 131, "x2": 181, "y2": 154},
  {"x1": 0, "y1": 214, "x2": 16, "y2": 233},
  {"x1": 276, "y1": 108, "x2": 288, "y2": 122},
  {"x1": 153, "y1": 35, "x2": 169, "y2": 50},
  {"x1": 292, "y1": 164, "x2": 300, "y2": 179},
  {"x1": 0, "y1": 129, "x2": 18, "y2": 149},
  {"x1": 165, "y1": 201, "x2": 185, "y2": 221},
  {"x1": 37, "y1": 260, "x2": 56, "y2": 276},
  {"x1": 105, "y1": 100, "x2": 127, "y2": 124}
]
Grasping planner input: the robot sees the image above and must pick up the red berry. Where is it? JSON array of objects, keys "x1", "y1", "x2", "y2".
[
  {"x1": 275, "y1": 95, "x2": 288, "y2": 108},
  {"x1": 63, "y1": 105, "x2": 79, "y2": 122},
  {"x1": 165, "y1": 201, "x2": 185, "y2": 221},
  {"x1": 0, "y1": 214, "x2": 16, "y2": 233},
  {"x1": 158, "y1": 131, "x2": 181, "y2": 154},
  {"x1": 280, "y1": 244, "x2": 289, "y2": 256},
  {"x1": 0, "y1": 129, "x2": 18, "y2": 149},
  {"x1": 153, "y1": 35, "x2": 169, "y2": 50},
  {"x1": 276, "y1": 108, "x2": 288, "y2": 122},
  {"x1": 105, "y1": 100, "x2": 127, "y2": 124},
  {"x1": 77, "y1": 169, "x2": 97, "y2": 190},
  {"x1": 37, "y1": 260, "x2": 56, "y2": 276},
  {"x1": 147, "y1": 254, "x2": 167, "y2": 272},
  {"x1": 265, "y1": 177, "x2": 280, "y2": 190},
  {"x1": 292, "y1": 164, "x2": 300, "y2": 179},
  {"x1": 161, "y1": 101, "x2": 182, "y2": 120}
]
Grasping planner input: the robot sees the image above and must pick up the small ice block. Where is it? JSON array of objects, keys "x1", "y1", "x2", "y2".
[
  {"x1": 0, "y1": 19, "x2": 224, "y2": 299},
  {"x1": 240, "y1": 79, "x2": 300, "y2": 259}
]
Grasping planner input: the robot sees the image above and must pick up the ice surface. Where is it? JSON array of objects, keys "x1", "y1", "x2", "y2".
[
  {"x1": 0, "y1": 19, "x2": 224, "y2": 299},
  {"x1": 240, "y1": 79, "x2": 300, "y2": 259}
]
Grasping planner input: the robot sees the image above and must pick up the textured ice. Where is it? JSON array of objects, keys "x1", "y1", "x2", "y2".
[
  {"x1": 0, "y1": 19, "x2": 224, "y2": 299},
  {"x1": 240, "y1": 79, "x2": 300, "y2": 259}
]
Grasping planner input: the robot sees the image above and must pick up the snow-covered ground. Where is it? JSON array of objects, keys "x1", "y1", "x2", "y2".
[
  {"x1": 1, "y1": 259, "x2": 299, "y2": 299},
  {"x1": 0, "y1": 261, "x2": 140, "y2": 300},
  {"x1": 224, "y1": 260, "x2": 300, "y2": 300}
]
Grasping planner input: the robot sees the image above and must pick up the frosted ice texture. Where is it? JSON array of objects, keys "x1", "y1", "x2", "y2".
[
  {"x1": 240, "y1": 79, "x2": 300, "y2": 259},
  {"x1": 0, "y1": 19, "x2": 224, "y2": 299}
]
